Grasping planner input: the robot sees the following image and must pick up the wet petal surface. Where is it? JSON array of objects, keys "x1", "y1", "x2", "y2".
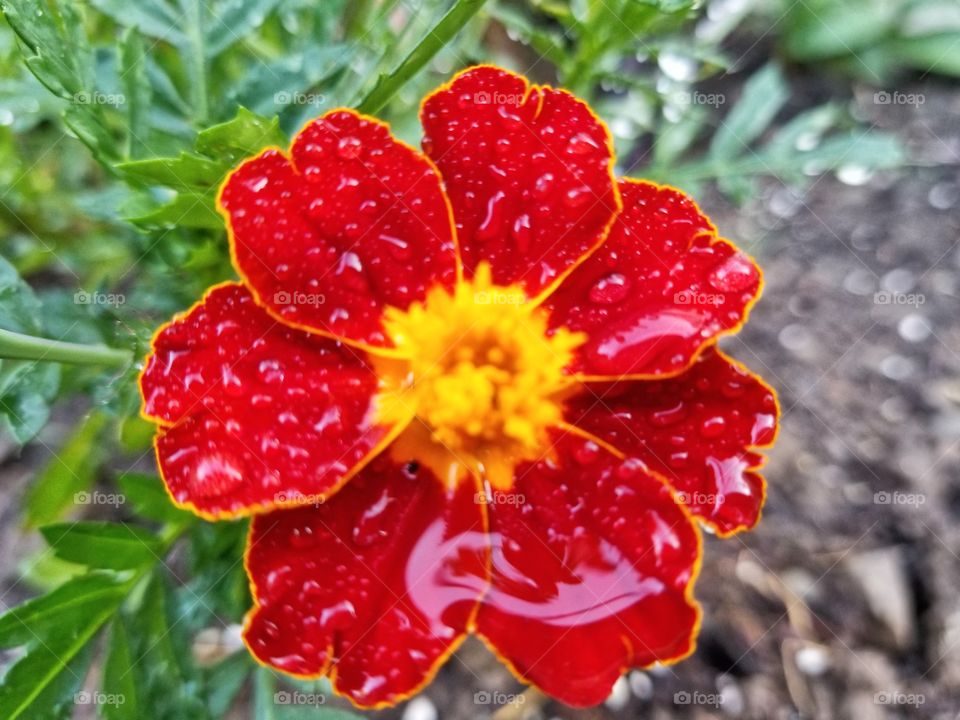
[
  {"x1": 221, "y1": 110, "x2": 458, "y2": 350},
  {"x1": 420, "y1": 66, "x2": 619, "y2": 298},
  {"x1": 566, "y1": 348, "x2": 778, "y2": 535},
  {"x1": 244, "y1": 459, "x2": 487, "y2": 708},
  {"x1": 474, "y1": 431, "x2": 701, "y2": 707},
  {"x1": 140, "y1": 283, "x2": 399, "y2": 518},
  {"x1": 545, "y1": 179, "x2": 762, "y2": 377}
]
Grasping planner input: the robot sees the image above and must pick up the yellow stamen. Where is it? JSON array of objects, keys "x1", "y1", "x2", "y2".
[{"x1": 374, "y1": 263, "x2": 584, "y2": 490}]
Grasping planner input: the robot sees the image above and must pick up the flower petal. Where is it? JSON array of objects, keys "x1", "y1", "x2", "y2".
[
  {"x1": 243, "y1": 459, "x2": 488, "y2": 708},
  {"x1": 566, "y1": 347, "x2": 779, "y2": 535},
  {"x1": 140, "y1": 283, "x2": 404, "y2": 519},
  {"x1": 420, "y1": 66, "x2": 620, "y2": 299},
  {"x1": 475, "y1": 432, "x2": 701, "y2": 707},
  {"x1": 221, "y1": 110, "x2": 458, "y2": 351},
  {"x1": 545, "y1": 179, "x2": 762, "y2": 378}
]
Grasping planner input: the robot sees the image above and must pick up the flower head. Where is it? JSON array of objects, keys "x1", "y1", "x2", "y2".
[{"x1": 140, "y1": 66, "x2": 778, "y2": 708}]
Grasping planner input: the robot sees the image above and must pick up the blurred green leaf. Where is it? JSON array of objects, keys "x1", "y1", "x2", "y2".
[
  {"x1": 118, "y1": 472, "x2": 192, "y2": 524},
  {"x1": 0, "y1": 256, "x2": 60, "y2": 444},
  {"x1": 0, "y1": 571, "x2": 128, "y2": 646},
  {"x1": 710, "y1": 63, "x2": 789, "y2": 161},
  {"x1": 40, "y1": 522, "x2": 163, "y2": 570},
  {"x1": 24, "y1": 410, "x2": 110, "y2": 528},
  {"x1": 102, "y1": 619, "x2": 139, "y2": 720}
]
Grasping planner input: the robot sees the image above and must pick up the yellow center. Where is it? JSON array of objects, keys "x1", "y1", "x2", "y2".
[{"x1": 374, "y1": 264, "x2": 584, "y2": 490}]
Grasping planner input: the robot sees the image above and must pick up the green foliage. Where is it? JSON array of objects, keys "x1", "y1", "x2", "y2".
[
  {"x1": 772, "y1": 0, "x2": 960, "y2": 81},
  {"x1": 0, "y1": 255, "x2": 59, "y2": 443}
]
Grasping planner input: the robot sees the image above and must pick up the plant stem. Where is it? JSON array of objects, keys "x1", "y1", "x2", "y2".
[
  {"x1": 357, "y1": 0, "x2": 490, "y2": 115},
  {"x1": 0, "y1": 329, "x2": 133, "y2": 368},
  {"x1": 185, "y1": 0, "x2": 208, "y2": 125}
]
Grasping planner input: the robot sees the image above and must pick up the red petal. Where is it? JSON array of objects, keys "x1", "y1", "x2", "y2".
[
  {"x1": 140, "y1": 283, "x2": 402, "y2": 518},
  {"x1": 567, "y1": 347, "x2": 779, "y2": 535},
  {"x1": 475, "y1": 432, "x2": 701, "y2": 707},
  {"x1": 220, "y1": 110, "x2": 458, "y2": 350},
  {"x1": 243, "y1": 459, "x2": 487, "y2": 708},
  {"x1": 546, "y1": 179, "x2": 762, "y2": 377},
  {"x1": 420, "y1": 66, "x2": 619, "y2": 298}
]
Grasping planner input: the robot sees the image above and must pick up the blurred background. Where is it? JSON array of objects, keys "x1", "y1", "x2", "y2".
[{"x1": 0, "y1": 0, "x2": 958, "y2": 718}]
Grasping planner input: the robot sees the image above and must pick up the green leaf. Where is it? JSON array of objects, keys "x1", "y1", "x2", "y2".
[
  {"x1": 206, "y1": 0, "x2": 284, "y2": 57},
  {"x1": 87, "y1": 0, "x2": 187, "y2": 46},
  {"x1": 40, "y1": 522, "x2": 163, "y2": 570},
  {"x1": 117, "y1": 153, "x2": 225, "y2": 190},
  {"x1": 123, "y1": 190, "x2": 223, "y2": 229},
  {"x1": 0, "y1": 572, "x2": 128, "y2": 647},
  {"x1": 118, "y1": 472, "x2": 192, "y2": 524},
  {"x1": 195, "y1": 106, "x2": 286, "y2": 160},
  {"x1": 710, "y1": 63, "x2": 789, "y2": 161},
  {"x1": 125, "y1": 572, "x2": 211, "y2": 720},
  {"x1": 357, "y1": 0, "x2": 490, "y2": 114},
  {"x1": 0, "y1": 637, "x2": 95, "y2": 720},
  {"x1": 0, "y1": 256, "x2": 60, "y2": 444},
  {"x1": 23, "y1": 410, "x2": 110, "y2": 528},
  {"x1": 102, "y1": 619, "x2": 139, "y2": 720},
  {"x1": 119, "y1": 27, "x2": 152, "y2": 159}
]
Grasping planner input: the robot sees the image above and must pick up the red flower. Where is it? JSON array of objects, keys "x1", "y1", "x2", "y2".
[{"x1": 140, "y1": 66, "x2": 778, "y2": 709}]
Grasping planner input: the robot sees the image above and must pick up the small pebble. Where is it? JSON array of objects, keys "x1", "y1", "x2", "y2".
[
  {"x1": 898, "y1": 314, "x2": 932, "y2": 343},
  {"x1": 403, "y1": 696, "x2": 438, "y2": 720}
]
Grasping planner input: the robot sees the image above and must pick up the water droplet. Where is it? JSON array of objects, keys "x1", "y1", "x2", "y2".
[
  {"x1": 380, "y1": 233, "x2": 411, "y2": 260},
  {"x1": 511, "y1": 214, "x2": 532, "y2": 252},
  {"x1": 574, "y1": 440, "x2": 600, "y2": 465},
  {"x1": 563, "y1": 186, "x2": 591, "y2": 208},
  {"x1": 476, "y1": 191, "x2": 505, "y2": 241},
  {"x1": 534, "y1": 173, "x2": 555, "y2": 197},
  {"x1": 708, "y1": 253, "x2": 758, "y2": 292},
  {"x1": 566, "y1": 132, "x2": 600, "y2": 155},
  {"x1": 353, "y1": 489, "x2": 395, "y2": 547},
  {"x1": 337, "y1": 136, "x2": 362, "y2": 159},
  {"x1": 588, "y1": 273, "x2": 630, "y2": 304},
  {"x1": 700, "y1": 415, "x2": 726, "y2": 438},
  {"x1": 650, "y1": 403, "x2": 686, "y2": 427}
]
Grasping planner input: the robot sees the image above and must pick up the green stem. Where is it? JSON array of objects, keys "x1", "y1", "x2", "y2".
[
  {"x1": 0, "y1": 328, "x2": 133, "y2": 368},
  {"x1": 356, "y1": 0, "x2": 490, "y2": 115},
  {"x1": 185, "y1": 0, "x2": 208, "y2": 125}
]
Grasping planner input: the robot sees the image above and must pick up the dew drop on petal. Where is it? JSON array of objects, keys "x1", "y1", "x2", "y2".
[
  {"x1": 700, "y1": 415, "x2": 727, "y2": 438},
  {"x1": 588, "y1": 273, "x2": 630, "y2": 305},
  {"x1": 573, "y1": 440, "x2": 600, "y2": 465},
  {"x1": 708, "y1": 253, "x2": 758, "y2": 292},
  {"x1": 337, "y1": 136, "x2": 363, "y2": 159}
]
